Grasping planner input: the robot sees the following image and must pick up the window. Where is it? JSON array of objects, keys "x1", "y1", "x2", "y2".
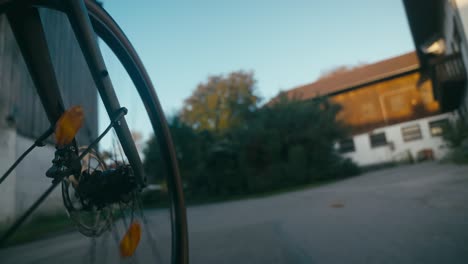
[
  {"x1": 401, "y1": 124, "x2": 423, "y2": 142},
  {"x1": 429, "y1": 119, "x2": 449, "y2": 137},
  {"x1": 338, "y1": 138, "x2": 355, "y2": 153},
  {"x1": 370, "y1": 132, "x2": 387, "y2": 148}
]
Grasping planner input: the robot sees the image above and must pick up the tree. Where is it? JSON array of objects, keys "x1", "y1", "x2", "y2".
[
  {"x1": 180, "y1": 70, "x2": 260, "y2": 134},
  {"x1": 143, "y1": 71, "x2": 360, "y2": 201},
  {"x1": 318, "y1": 62, "x2": 368, "y2": 80}
]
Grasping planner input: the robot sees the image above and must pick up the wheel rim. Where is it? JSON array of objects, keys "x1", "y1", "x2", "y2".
[{"x1": 0, "y1": 0, "x2": 188, "y2": 263}]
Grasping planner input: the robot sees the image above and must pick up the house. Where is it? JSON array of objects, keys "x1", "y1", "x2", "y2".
[
  {"x1": 403, "y1": 0, "x2": 468, "y2": 119},
  {"x1": 0, "y1": 10, "x2": 97, "y2": 223},
  {"x1": 280, "y1": 52, "x2": 456, "y2": 166}
]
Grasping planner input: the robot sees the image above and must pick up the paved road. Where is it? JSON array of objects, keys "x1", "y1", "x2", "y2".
[{"x1": 1, "y1": 162, "x2": 468, "y2": 263}]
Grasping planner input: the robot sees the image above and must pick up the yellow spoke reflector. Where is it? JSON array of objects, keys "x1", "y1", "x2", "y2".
[
  {"x1": 55, "y1": 106, "x2": 84, "y2": 146},
  {"x1": 120, "y1": 221, "x2": 142, "y2": 258}
]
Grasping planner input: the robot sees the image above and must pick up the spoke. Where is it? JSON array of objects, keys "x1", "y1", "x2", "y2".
[
  {"x1": 100, "y1": 229, "x2": 110, "y2": 264},
  {"x1": 92, "y1": 163, "x2": 100, "y2": 172},
  {"x1": 0, "y1": 127, "x2": 53, "y2": 185},
  {"x1": 118, "y1": 203, "x2": 129, "y2": 228},
  {"x1": 44, "y1": 108, "x2": 126, "y2": 185},
  {"x1": 78, "y1": 107, "x2": 127, "y2": 161},
  {"x1": 94, "y1": 210, "x2": 101, "y2": 229},
  {"x1": 67, "y1": 0, "x2": 146, "y2": 188},
  {"x1": 136, "y1": 196, "x2": 163, "y2": 263},
  {"x1": 87, "y1": 152, "x2": 91, "y2": 175},
  {"x1": 89, "y1": 237, "x2": 97, "y2": 264},
  {"x1": 130, "y1": 254, "x2": 139, "y2": 264},
  {"x1": 0, "y1": 144, "x2": 35, "y2": 185},
  {"x1": 109, "y1": 215, "x2": 123, "y2": 264},
  {"x1": 111, "y1": 136, "x2": 119, "y2": 164},
  {"x1": 130, "y1": 194, "x2": 136, "y2": 223},
  {"x1": 111, "y1": 130, "x2": 125, "y2": 165},
  {"x1": 83, "y1": 118, "x2": 97, "y2": 146},
  {"x1": 118, "y1": 202, "x2": 140, "y2": 263},
  {"x1": 0, "y1": 181, "x2": 60, "y2": 245},
  {"x1": 116, "y1": 132, "x2": 126, "y2": 164}
]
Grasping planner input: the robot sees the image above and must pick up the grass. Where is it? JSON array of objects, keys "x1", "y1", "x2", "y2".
[
  {"x1": 187, "y1": 180, "x2": 335, "y2": 206},
  {"x1": 441, "y1": 147, "x2": 468, "y2": 164},
  {"x1": 142, "y1": 176, "x2": 348, "y2": 209},
  {"x1": 0, "y1": 212, "x2": 74, "y2": 249},
  {"x1": 360, "y1": 161, "x2": 398, "y2": 173}
]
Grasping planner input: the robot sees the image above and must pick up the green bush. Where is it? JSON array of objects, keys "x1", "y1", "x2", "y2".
[
  {"x1": 143, "y1": 95, "x2": 360, "y2": 201},
  {"x1": 443, "y1": 119, "x2": 468, "y2": 148},
  {"x1": 142, "y1": 70, "x2": 362, "y2": 201},
  {"x1": 442, "y1": 119, "x2": 468, "y2": 164}
]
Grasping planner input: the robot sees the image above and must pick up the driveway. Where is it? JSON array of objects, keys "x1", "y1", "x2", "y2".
[{"x1": 1, "y1": 162, "x2": 468, "y2": 263}]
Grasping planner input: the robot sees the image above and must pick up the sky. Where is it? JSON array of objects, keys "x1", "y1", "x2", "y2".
[{"x1": 100, "y1": 0, "x2": 415, "y2": 115}]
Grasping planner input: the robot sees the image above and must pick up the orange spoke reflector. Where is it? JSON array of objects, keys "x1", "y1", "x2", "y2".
[
  {"x1": 120, "y1": 221, "x2": 142, "y2": 258},
  {"x1": 55, "y1": 106, "x2": 84, "y2": 146}
]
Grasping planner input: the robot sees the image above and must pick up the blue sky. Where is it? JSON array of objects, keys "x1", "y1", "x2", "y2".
[{"x1": 101, "y1": 0, "x2": 415, "y2": 115}]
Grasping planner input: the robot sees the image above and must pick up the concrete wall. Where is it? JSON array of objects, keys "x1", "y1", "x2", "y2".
[
  {"x1": 0, "y1": 129, "x2": 63, "y2": 223},
  {"x1": 0, "y1": 128, "x2": 17, "y2": 224},
  {"x1": 14, "y1": 135, "x2": 63, "y2": 218},
  {"x1": 456, "y1": 0, "x2": 468, "y2": 33},
  {"x1": 340, "y1": 113, "x2": 455, "y2": 166},
  {"x1": 0, "y1": 8, "x2": 97, "y2": 223}
]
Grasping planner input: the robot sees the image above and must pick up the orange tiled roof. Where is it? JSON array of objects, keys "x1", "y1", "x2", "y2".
[{"x1": 283, "y1": 51, "x2": 419, "y2": 100}]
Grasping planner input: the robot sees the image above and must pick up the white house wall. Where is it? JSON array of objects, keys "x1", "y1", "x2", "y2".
[
  {"x1": 0, "y1": 128, "x2": 17, "y2": 224},
  {"x1": 14, "y1": 134, "x2": 63, "y2": 218},
  {"x1": 456, "y1": 0, "x2": 468, "y2": 32},
  {"x1": 341, "y1": 113, "x2": 455, "y2": 166},
  {"x1": 0, "y1": 130, "x2": 63, "y2": 223}
]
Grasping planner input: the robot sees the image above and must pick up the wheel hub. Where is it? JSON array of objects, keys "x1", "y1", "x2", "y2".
[{"x1": 77, "y1": 164, "x2": 137, "y2": 209}]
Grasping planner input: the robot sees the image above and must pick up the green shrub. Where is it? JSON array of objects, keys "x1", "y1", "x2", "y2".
[
  {"x1": 443, "y1": 119, "x2": 468, "y2": 148},
  {"x1": 442, "y1": 119, "x2": 468, "y2": 164},
  {"x1": 144, "y1": 94, "x2": 360, "y2": 200}
]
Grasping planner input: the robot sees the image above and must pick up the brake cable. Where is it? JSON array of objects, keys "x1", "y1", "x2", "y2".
[{"x1": 0, "y1": 107, "x2": 127, "y2": 245}]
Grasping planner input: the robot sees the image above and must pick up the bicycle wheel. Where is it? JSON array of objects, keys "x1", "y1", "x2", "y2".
[{"x1": 0, "y1": 0, "x2": 188, "y2": 263}]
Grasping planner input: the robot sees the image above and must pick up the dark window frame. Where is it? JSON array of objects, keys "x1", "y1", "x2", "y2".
[
  {"x1": 429, "y1": 119, "x2": 449, "y2": 137},
  {"x1": 369, "y1": 132, "x2": 387, "y2": 148}
]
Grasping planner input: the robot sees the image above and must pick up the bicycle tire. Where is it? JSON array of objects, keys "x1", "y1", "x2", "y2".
[
  {"x1": 0, "y1": 0, "x2": 188, "y2": 263},
  {"x1": 83, "y1": 3, "x2": 189, "y2": 263}
]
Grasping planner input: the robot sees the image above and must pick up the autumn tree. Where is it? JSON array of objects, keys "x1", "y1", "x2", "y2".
[
  {"x1": 318, "y1": 62, "x2": 368, "y2": 80},
  {"x1": 143, "y1": 71, "x2": 360, "y2": 200},
  {"x1": 180, "y1": 71, "x2": 260, "y2": 134}
]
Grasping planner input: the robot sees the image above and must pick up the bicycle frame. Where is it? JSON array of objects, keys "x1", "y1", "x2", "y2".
[
  {"x1": 8, "y1": 0, "x2": 146, "y2": 187},
  {"x1": 0, "y1": 0, "x2": 145, "y2": 242},
  {"x1": 0, "y1": 1, "x2": 189, "y2": 262}
]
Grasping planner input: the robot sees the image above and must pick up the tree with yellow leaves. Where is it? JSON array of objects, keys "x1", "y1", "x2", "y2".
[{"x1": 180, "y1": 70, "x2": 260, "y2": 134}]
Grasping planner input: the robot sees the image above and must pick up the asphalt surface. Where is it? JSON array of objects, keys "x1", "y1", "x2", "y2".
[{"x1": 1, "y1": 162, "x2": 468, "y2": 263}]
